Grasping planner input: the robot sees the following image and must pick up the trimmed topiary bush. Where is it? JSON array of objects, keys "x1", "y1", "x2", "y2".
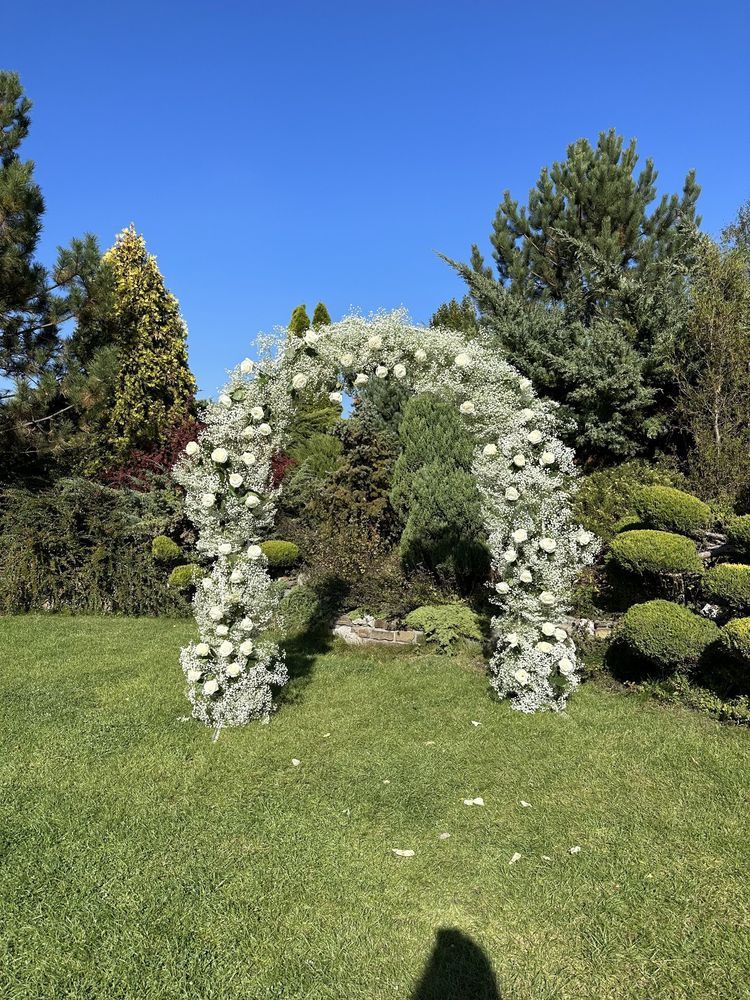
[
  {"x1": 703, "y1": 564, "x2": 750, "y2": 613},
  {"x1": 260, "y1": 540, "x2": 300, "y2": 570},
  {"x1": 727, "y1": 515, "x2": 750, "y2": 557},
  {"x1": 608, "y1": 530, "x2": 704, "y2": 577},
  {"x1": 633, "y1": 485, "x2": 711, "y2": 537},
  {"x1": 152, "y1": 535, "x2": 182, "y2": 562},
  {"x1": 619, "y1": 599, "x2": 720, "y2": 670},
  {"x1": 721, "y1": 617, "x2": 750, "y2": 664},
  {"x1": 168, "y1": 563, "x2": 200, "y2": 590},
  {"x1": 405, "y1": 603, "x2": 482, "y2": 651}
]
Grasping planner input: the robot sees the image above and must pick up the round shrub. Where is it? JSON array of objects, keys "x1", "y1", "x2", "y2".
[
  {"x1": 608, "y1": 530, "x2": 704, "y2": 577},
  {"x1": 404, "y1": 603, "x2": 482, "y2": 651},
  {"x1": 152, "y1": 534, "x2": 181, "y2": 562},
  {"x1": 168, "y1": 563, "x2": 200, "y2": 590},
  {"x1": 260, "y1": 540, "x2": 300, "y2": 571},
  {"x1": 633, "y1": 485, "x2": 711, "y2": 537},
  {"x1": 619, "y1": 600, "x2": 720, "y2": 670},
  {"x1": 722, "y1": 617, "x2": 750, "y2": 664},
  {"x1": 727, "y1": 515, "x2": 750, "y2": 557},
  {"x1": 703, "y1": 564, "x2": 750, "y2": 613}
]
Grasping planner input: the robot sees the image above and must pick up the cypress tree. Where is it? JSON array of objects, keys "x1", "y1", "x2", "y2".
[
  {"x1": 106, "y1": 226, "x2": 196, "y2": 456},
  {"x1": 312, "y1": 301, "x2": 331, "y2": 328},
  {"x1": 430, "y1": 296, "x2": 478, "y2": 335},
  {"x1": 289, "y1": 304, "x2": 310, "y2": 336}
]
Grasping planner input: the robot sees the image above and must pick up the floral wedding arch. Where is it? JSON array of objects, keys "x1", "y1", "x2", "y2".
[{"x1": 173, "y1": 310, "x2": 596, "y2": 730}]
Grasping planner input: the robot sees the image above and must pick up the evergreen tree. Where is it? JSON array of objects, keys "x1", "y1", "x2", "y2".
[
  {"x1": 288, "y1": 304, "x2": 310, "y2": 336},
  {"x1": 106, "y1": 226, "x2": 196, "y2": 457},
  {"x1": 445, "y1": 130, "x2": 700, "y2": 461},
  {"x1": 722, "y1": 199, "x2": 750, "y2": 255},
  {"x1": 284, "y1": 299, "x2": 339, "y2": 456},
  {"x1": 430, "y1": 296, "x2": 478, "y2": 335},
  {"x1": 312, "y1": 301, "x2": 331, "y2": 328}
]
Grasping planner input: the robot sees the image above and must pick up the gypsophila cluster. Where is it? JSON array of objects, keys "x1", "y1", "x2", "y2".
[{"x1": 173, "y1": 310, "x2": 598, "y2": 725}]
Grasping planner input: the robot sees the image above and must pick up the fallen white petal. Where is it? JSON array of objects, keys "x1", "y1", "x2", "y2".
[
  {"x1": 291, "y1": 759, "x2": 301, "y2": 766},
  {"x1": 391, "y1": 849, "x2": 415, "y2": 858},
  {"x1": 472, "y1": 797, "x2": 485, "y2": 806},
  {"x1": 569, "y1": 845, "x2": 581, "y2": 854},
  {"x1": 471, "y1": 720, "x2": 482, "y2": 727},
  {"x1": 438, "y1": 832, "x2": 451, "y2": 840},
  {"x1": 542, "y1": 855, "x2": 552, "y2": 861},
  {"x1": 425, "y1": 740, "x2": 435, "y2": 746},
  {"x1": 520, "y1": 801, "x2": 532, "y2": 808},
  {"x1": 322, "y1": 732, "x2": 331, "y2": 738},
  {"x1": 509, "y1": 852, "x2": 522, "y2": 864}
]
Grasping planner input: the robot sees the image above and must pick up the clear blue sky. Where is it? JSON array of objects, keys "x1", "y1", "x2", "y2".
[{"x1": 5, "y1": 0, "x2": 749, "y2": 397}]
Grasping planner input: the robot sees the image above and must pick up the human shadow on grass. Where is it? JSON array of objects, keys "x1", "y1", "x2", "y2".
[{"x1": 411, "y1": 928, "x2": 501, "y2": 1000}]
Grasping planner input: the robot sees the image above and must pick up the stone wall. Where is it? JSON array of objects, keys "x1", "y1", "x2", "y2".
[{"x1": 333, "y1": 615, "x2": 424, "y2": 646}]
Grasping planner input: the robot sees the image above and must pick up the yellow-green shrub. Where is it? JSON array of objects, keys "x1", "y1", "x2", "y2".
[
  {"x1": 608, "y1": 530, "x2": 704, "y2": 577},
  {"x1": 167, "y1": 564, "x2": 200, "y2": 590},
  {"x1": 152, "y1": 535, "x2": 181, "y2": 562},
  {"x1": 727, "y1": 516, "x2": 750, "y2": 557},
  {"x1": 260, "y1": 540, "x2": 300, "y2": 570},
  {"x1": 703, "y1": 564, "x2": 750, "y2": 613},
  {"x1": 633, "y1": 485, "x2": 711, "y2": 537},
  {"x1": 619, "y1": 600, "x2": 719, "y2": 670}
]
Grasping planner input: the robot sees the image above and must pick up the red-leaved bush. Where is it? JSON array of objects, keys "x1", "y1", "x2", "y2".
[{"x1": 103, "y1": 417, "x2": 205, "y2": 491}]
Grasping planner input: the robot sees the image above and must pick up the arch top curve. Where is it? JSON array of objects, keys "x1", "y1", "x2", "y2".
[{"x1": 174, "y1": 310, "x2": 597, "y2": 728}]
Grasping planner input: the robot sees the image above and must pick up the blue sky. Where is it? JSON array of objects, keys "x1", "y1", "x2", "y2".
[{"x1": 5, "y1": 0, "x2": 749, "y2": 397}]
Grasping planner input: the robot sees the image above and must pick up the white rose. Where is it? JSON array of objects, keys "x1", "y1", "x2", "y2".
[
  {"x1": 292, "y1": 373, "x2": 308, "y2": 390},
  {"x1": 229, "y1": 473, "x2": 243, "y2": 488},
  {"x1": 576, "y1": 530, "x2": 593, "y2": 546},
  {"x1": 375, "y1": 365, "x2": 388, "y2": 378},
  {"x1": 239, "y1": 639, "x2": 254, "y2": 656},
  {"x1": 554, "y1": 627, "x2": 568, "y2": 641},
  {"x1": 340, "y1": 353, "x2": 354, "y2": 367},
  {"x1": 541, "y1": 622, "x2": 557, "y2": 636},
  {"x1": 216, "y1": 624, "x2": 229, "y2": 636},
  {"x1": 201, "y1": 578, "x2": 213, "y2": 591},
  {"x1": 519, "y1": 569, "x2": 533, "y2": 584},
  {"x1": 527, "y1": 429, "x2": 543, "y2": 445},
  {"x1": 519, "y1": 377, "x2": 532, "y2": 390},
  {"x1": 415, "y1": 348, "x2": 427, "y2": 361},
  {"x1": 540, "y1": 451, "x2": 556, "y2": 466},
  {"x1": 558, "y1": 657, "x2": 574, "y2": 675},
  {"x1": 247, "y1": 544, "x2": 263, "y2": 561},
  {"x1": 513, "y1": 668, "x2": 530, "y2": 685},
  {"x1": 483, "y1": 443, "x2": 498, "y2": 457},
  {"x1": 257, "y1": 423, "x2": 272, "y2": 436},
  {"x1": 354, "y1": 373, "x2": 369, "y2": 386},
  {"x1": 218, "y1": 393, "x2": 232, "y2": 409},
  {"x1": 393, "y1": 363, "x2": 406, "y2": 379},
  {"x1": 185, "y1": 441, "x2": 200, "y2": 456},
  {"x1": 241, "y1": 452, "x2": 256, "y2": 466},
  {"x1": 250, "y1": 406, "x2": 264, "y2": 421},
  {"x1": 506, "y1": 633, "x2": 519, "y2": 648},
  {"x1": 239, "y1": 617, "x2": 254, "y2": 631},
  {"x1": 230, "y1": 568, "x2": 243, "y2": 583},
  {"x1": 304, "y1": 330, "x2": 320, "y2": 345},
  {"x1": 505, "y1": 486, "x2": 520, "y2": 502},
  {"x1": 241, "y1": 425, "x2": 254, "y2": 439},
  {"x1": 329, "y1": 391, "x2": 343, "y2": 403},
  {"x1": 459, "y1": 400, "x2": 475, "y2": 416},
  {"x1": 511, "y1": 528, "x2": 528, "y2": 545},
  {"x1": 195, "y1": 642, "x2": 210, "y2": 657},
  {"x1": 495, "y1": 581, "x2": 510, "y2": 594},
  {"x1": 454, "y1": 352, "x2": 471, "y2": 368},
  {"x1": 218, "y1": 640, "x2": 234, "y2": 657},
  {"x1": 539, "y1": 537, "x2": 557, "y2": 553},
  {"x1": 208, "y1": 606, "x2": 223, "y2": 621},
  {"x1": 211, "y1": 448, "x2": 228, "y2": 464},
  {"x1": 245, "y1": 494, "x2": 261, "y2": 509},
  {"x1": 539, "y1": 591, "x2": 555, "y2": 606},
  {"x1": 226, "y1": 663, "x2": 242, "y2": 678},
  {"x1": 203, "y1": 679, "x2": 219, "y2": 696},
  {"x1": 187, "y1": 668, "x2": 202, "y2": 683},
  {"x1": 200, "y1": 493, "x2": 216, "y2": 509},
  {"x1": 218, "y1": 542, "x2": 232, "y2": 555},
  {"x1": 367, "y1": 335, "x2": 382, "y2": 350},
  {"x1": 535, "y1": 641, "x2": 554, "y2": 654},
  {"x1": 503, "y1": 548, "x2": 518, "y2": 564},
  {"x1": 519, "y1": 407, "x2": 534, "y2": 423},
  {"x1": 512, "y1": 453, "x2": 526, "y2": 468},
  {"x1": 240, "y1": 358, "x2": 254, "y2": 374}
]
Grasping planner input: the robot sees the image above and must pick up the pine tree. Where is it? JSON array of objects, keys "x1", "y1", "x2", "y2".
[
  {"x1": 288, "y1": 304, "x2": 310, "y2": 336},
  {"x1": 312, "y1": 301, "x2": 331, "y2": 328},
  {"x1": 106, "y1": 226, "x2": 196, "y2": 456},
  {"x1": 430, "y1": 296, "x2": 478, "y2": 335}
]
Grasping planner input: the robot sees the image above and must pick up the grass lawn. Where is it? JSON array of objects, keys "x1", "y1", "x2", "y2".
[{"x1": 1, "y1": 616, "x2": 749, "y2": 999}]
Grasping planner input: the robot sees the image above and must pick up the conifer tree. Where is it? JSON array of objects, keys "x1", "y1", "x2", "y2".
[
  {"x1": 288, "y1": 304, "x2": 310, "y2": 336},
  {"x1": 312, "y1": 301, "x2": 331, "y2": 328},
  {"x1": 106, "y1": 226, "x2": 196, "y2": 456},
  {"x1": 430, "y1": 296, "x2": 478, "y2": 335}
]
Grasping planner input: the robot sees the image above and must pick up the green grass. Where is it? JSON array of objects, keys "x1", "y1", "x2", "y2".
[{"x1": 1, "y1": 616, "x2": 749, "y2": 1000}]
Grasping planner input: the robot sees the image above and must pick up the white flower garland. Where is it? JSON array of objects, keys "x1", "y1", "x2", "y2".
[{"x1": 173, "y1": 310, "x2": 597, "y2": 726}]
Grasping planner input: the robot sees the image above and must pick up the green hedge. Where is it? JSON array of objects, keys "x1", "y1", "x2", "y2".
[
  {"x1": 703, "y1": 564, "x2": 750, "y2": 613},
  {"x1": 260, "y1": 540, "x2": 300, "y2": 570},
  {"x1": 633, "y1": 485, "x2": 711, "y2": 537},
  {"x1": 608, "y1": 530, "x2": 704, "y2": 577},
  {"x1": 727, "y1": 516, "x2": 750, "y2": 556},
  {"x1": 152, "y1": 535, "x2": 182, "y2": 562},
  {"x1": 405, "y1": 603, "x2": 481, "y2": 651},
  {"x1": 721, "y1": 617, "x2": 750, "y2": 664},
  {"x1": 168, "y1": 563, "x2": 200, "y2": 591},
  {"x1": 619, "y1": 599, "x2": 719, "y2": 670},
  {"x1": 0, "y1": 479, "x2": 189, "y2": 615}
]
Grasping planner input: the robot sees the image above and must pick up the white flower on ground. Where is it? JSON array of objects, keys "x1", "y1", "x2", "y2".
[
  {"x1": 187, "y1": 668, "x2": 202, "y2": 683},
  {"x1": 195, "y1": 643, "x2": 210, "y2": 657},
  {"x1": 459, "y1": 400, "x2": 475, "y2": 415},
  {"x1": 540, "y1": 451, "x2": 556, "y2": 466},
  {"x1": 495, "y1": 581, "x2": 510, "y2": 594},
  {"x1": 511, "y1": 528, "x2": 528, "y2": 544},
  {"x1": 208, "y1": 606, "x2": 223, "y2": 621},
  {"x1": 226, "y1": 663, "x2": 243, "y2": 678},
  {"x1": 539, "y1": 537, "x2": 557, "y2": 553},
  {"x1": 527, "y1": 429, "x2": 543, "y2": 445},
  {"x1": 375, "y1": 365, "x2": 388, "y2": 378},
  {"x1": 247, "y1": 544, "x2": 263, "y2": 561},
  {"x1": 368, "y1": 335, "x2": 383, "y2": 350},
  {"x1": 229, "y1": 473, "x2": 243, "y2": 488},
  {"x1": 211, "y1": 448, "x2": 229, "y2": 464},
  {"x1": 340, "y1": 353, "x2": 354, "y2": 367},
  {"x1": 218, "y1": 542, "x2": 232, "y2": 555},
  {"x1": 218, "y1": 640, "x2": 234, "y2": 658},
  {"x1": 539, "y1": 591, "x2": 556, "y2": 606},
  {"x1": 393, "y1": 363, "x2": 406, "y2": 379},
  {"x1": 415, "y1": 348, "x2": 427, "y2": 361},
  {"x1": 535, "y1": 641, "x2": 554, "y2": 654},
  {"x1": 239, "y1": 639, "x2": 254, "y2": 656},
  {"x1": 200, "y1": 492, "x2": 216, "y2": 509},
  {"x1": 354, "y1": 373, "x2": 369, "y2": 386},
  {"x1": 304, "y1": 330, "x2": 320, "y2": 345},
  {"x1": 292, "y1": 373, "x2": 308, "y2": 390},
  {"x1": 250, "y1": 406, "x2": 264, "y2": 421},
  {"x1": 576, "y1": 530, "x2": 593, "y2": 545},
  {"x1": 218, "y1": 394, "x2": 232, "y2": 409},
  {"x1": 505, "y1": 486, "x2": 520, "y2": 502},
  {"x1": 203, "y1": 679, "x2": 219, "y2": 696},
  {"x1": 329, "y1": 391, "x2": 343, "y2": 403},
  {"x1": 245, "y1": 494, "x2": 260, "y2": 509},
  {"x1": 185, "y1": 441, "x2": 200, "y2": 456},
  {"x1": 559, "y1": 657, "x2": 574, "y2": 675},
  {"x1": 506, "y1": 633, "x2": 519, "y2": 648},
  {"x1": 513, "y1": 669, "x2": 530, "y2": 685},
  {"x1": 519, "y1": 569, "x2": 533, "y2": 584},
  {"x1": 512, "y1": 453, "x2": 526, "y2": 468},
  {"x1": 483, "y1": 443, "x2": 498, "y2": 457},
  {"x1": 454, "y1": 352, "x2": 471, "y2": 367},
  {"x1": 240, "y1": 358, "x2": 254, "y2": 374},
  {"x1": 503, "y1": 548, "x2": 518, "y2": 564}
]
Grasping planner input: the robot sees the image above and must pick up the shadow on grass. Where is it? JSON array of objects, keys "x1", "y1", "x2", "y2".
[{"x1": 411, "y1": 928, "x2": 501, "y2": 1000}]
